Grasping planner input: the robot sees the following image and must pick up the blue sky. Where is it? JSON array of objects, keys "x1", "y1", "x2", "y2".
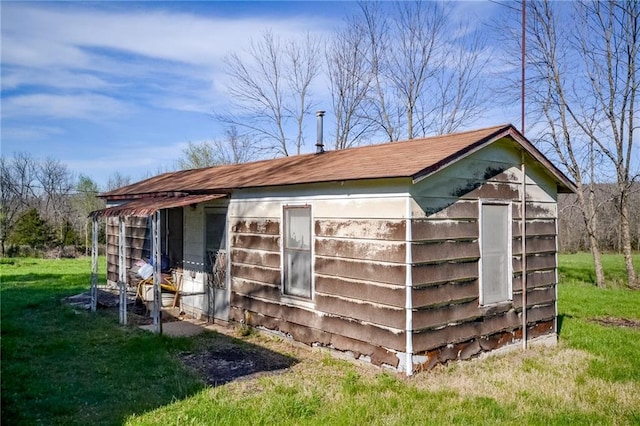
[{"x1": 1, "y1": 1, "x2": 511, "y2": 189}]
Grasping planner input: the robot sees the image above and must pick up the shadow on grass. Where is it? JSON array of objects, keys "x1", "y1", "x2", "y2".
[
  {"x1": 1, "y1": 278, "x2": 298, "y2": 425},
  {"x1": 178, "y1": 332, "x2": 299, "y2": 387},
  {"x1": 556, "y1": 313, "x2": 574, "y2": 336}
]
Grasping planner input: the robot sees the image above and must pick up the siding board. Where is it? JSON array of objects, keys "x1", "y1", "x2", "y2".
[
  {"x1": 513, "y1": 236, "x2": 556, "y2": 255},
  {"x1": 315, "y1": 275, "x2": 405, "y2": 308},
  {"x1": 315, "y1": 294, "x2": 405, "y2": 329},
  {"x1": 315, "y1": 238, "x2": 405, "y2": 263},
  {"x1": 513, "y1": 286, "x2": 556, "y2": 309},
  {"x1": 231, "y1": 264, "x2": 280, "y2": 286},
  {"x1": 231, "y1": 249, "x2": 280, "y2": 268},
  {"x1": 231, "y1": 234, "x2": 280, "y2": 251},
  {"x1": 315, "y1": 219, "x2": 405, "y2": 241},
  {"x1": 315, "y1": 257, "x2": 406, "y2": 286},
  {"x1": 513, "y1": 270, "x2": 557, "y2": 291},
  {"x1": 412, "y1": 261, "x2": 478, "y2": 286},
  {"x1": 412, "y1": 280, "x2": 478, "y2": 309},
  {"x1": 232, "y1": 278, "x2": 281, "y2": 301},
  {"x1": 232, "y1": 219, "x2": 280, "y2": 235},
  {"x1": 513, "y1": 253, "x2": 556, "y2": 273},
  {"x1": 412, "y1": 220, "x2": 478, "y2": 241},
  {"x1": 412, "y1": 240, "x2": 479, "y2": 264},
  {"x1": 413, "y1": 300, "x2": 482, "y2": 330}
]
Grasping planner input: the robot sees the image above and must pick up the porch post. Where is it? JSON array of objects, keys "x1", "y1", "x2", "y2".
[
  {"x1": 151, "y1": 211, "x2": 162, "y2": 334},
  {"x1": 118, "y1": 216, "x2": 127, "y2": 325},
  {"x1": 90, "y1": 217, "x2": 99, "y2": 312}
]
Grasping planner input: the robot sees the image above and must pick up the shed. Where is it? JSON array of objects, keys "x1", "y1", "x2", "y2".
[{"x1": 91, "y1": 123, "x2": 575, "y2": 374}]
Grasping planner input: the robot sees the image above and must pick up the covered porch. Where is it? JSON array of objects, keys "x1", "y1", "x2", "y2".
[{"x1": 88, "y1": 193, "x2": 230, "y2": 334}]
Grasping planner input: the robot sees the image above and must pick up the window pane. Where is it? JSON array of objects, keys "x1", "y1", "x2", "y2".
[
  {"x1": 286, "y1": 208, "x2": 310, "y2": 249},
  {"x1": 284, "y1": 250, "x2": 311, "y2": 298},
  {"x1": 206, "y1": 213, "x2": 226, "y2": 251},
  {"x1": 283, "y1": 206, "x2": 311, "y2": 299},
  {"x1": 481, "y1": 204, "x2": 510, "y2": 304}
]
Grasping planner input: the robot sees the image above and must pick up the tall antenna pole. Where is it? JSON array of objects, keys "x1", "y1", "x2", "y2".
[
  {"x1": 521, "y1": 0, "x2": 526, "y2": 134},
  {"x1": 520, "y1": 0, "x2": 528, "y2": 350}
]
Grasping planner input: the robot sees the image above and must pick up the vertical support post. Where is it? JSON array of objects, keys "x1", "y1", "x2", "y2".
[
  {"x1": 90, "y1": 217, "x2": 99, "y2": 312},
  {"x1": 118, "y1": 216, "x2": 127, "y2": 325},
  {"x1": 405, "y1": 196, "x2": 414, "y2": 376},
  {"x1": 521, "y1": 152, "x2": 528, "y2": 349},
  {"x1": 152, "y1": 211, "x2": 162, "y2": 334}
]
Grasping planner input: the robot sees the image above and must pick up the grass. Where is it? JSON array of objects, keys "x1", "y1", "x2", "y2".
[{"x1": 1, "y1": 254, "x2": 639, "y2": 425}]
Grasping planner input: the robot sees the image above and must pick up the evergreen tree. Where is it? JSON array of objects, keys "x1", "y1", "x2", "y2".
[{"x1": 9, "y1": 208, "x2": 53, "y2": 249}]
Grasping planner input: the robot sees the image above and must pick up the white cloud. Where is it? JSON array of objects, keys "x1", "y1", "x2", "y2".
[
  {"x1": 2, "y1": 3, "x2": 329, "y2": 69},
  {"x1": 0, "y1": 125, "x2": 66, "y2": 142},
  {"x1": 2, "y1": 93, "x2": 132, "y2": 120},
  {"x1": 0, "y1": 2, "x2": 332, "y2": 122}
]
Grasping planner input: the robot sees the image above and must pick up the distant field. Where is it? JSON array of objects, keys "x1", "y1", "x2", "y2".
[{"x1": 1, "y1": 254, "x2": 639, "y2": 425}]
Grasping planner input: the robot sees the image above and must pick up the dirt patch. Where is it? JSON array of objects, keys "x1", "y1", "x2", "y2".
[
  {"x1": 590, "y1": 316, "x2": 640, "y2": 328},
  {"x1": 178, "y1": 338, "x2": 298, "y2": 386}
]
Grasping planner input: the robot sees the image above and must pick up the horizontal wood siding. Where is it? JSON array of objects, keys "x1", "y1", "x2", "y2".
[
  {"x1": 229, "y1": 295, "x2": 405, "y2": 354},
  {"x1": 409, "y1": 142, "x2": 559, "y2": 366},
  {"x1": 314, "y1": 217, "x2": 407, "y2": 334},
  {"x1": 106, "y1": 216, "x2": 148, "y2": 284},
  {"x1": 228, "y1": 198, "x2": 408, "y2": 365}
]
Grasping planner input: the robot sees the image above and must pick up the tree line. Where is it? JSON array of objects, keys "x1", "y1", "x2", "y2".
[
  {"x1": 0, "y1": 153, "x2": 142, "y2": 257},
  {"x1": 1, "y1": 1, "x2": 637, "y2": 288}
]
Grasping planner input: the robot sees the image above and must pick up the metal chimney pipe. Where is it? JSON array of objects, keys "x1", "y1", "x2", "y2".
[{"x1": 316, "y1": 110, "x2": 325, "y2": 154}]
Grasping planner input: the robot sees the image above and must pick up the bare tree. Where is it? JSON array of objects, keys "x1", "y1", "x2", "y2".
[
  {"x1": 326, "y1": 17, "x2": 375, "y2": 149},
  {"x1": 105, "y1": 172, "x2": 131, "y2": 193},
  {"x1": 503, "y1": 0, "x2": 638, "y2": 287},
  {"x1": 177, "y1": 126, "x2": 257, "y2": 170},
  {"x1": 353, "y1": 1, "x2": 490, "y2": 141},
  {"x1": 358, "y1": 1, "x2": 403, "y2": 142},
  {"x1": 425, "y1": 23, "x2": 490, "y2": 135},
  {"x1": 220, "y1": 30, "x2": 321, "y2": 156},
  {"x1": 521, "y1": 0, "x2": 607, "y2": 287},
  {"x1": 0, "y1": 153, "x2": 38, "y2": 256},
  {"x1": 390, "y1": 0, "x2": 446, "y2": 139},
  {"x1": 572, "y1": 0, "x2": 639, "y2": 287},
  {"x1": 36, "y1": 158, "x2": 75, "y2": 255},
  {"x1": 216, "y1": 126, "x2": 257, "y2": 165}
]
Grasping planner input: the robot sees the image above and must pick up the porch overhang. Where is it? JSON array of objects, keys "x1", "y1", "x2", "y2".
[{"x1": 90, "y1": 193, "x2": 227, "y2": 218}]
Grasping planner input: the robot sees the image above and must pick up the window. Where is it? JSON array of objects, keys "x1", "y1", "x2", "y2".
[
  {"x1": 480, "y1": 203, "x2": 512, "y2": 305},
  {"x1": 283, "y1": 206, "x2": 312, "y2": 298}
]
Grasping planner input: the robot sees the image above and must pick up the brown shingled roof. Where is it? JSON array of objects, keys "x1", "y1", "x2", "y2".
[{"x1": 102, "y1": 124, "x2": 575, "y2": 198}]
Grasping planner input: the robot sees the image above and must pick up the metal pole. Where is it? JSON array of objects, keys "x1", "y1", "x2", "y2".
[
  {"x1": 521, "y1": 152, "x2": 528, "y2": 349},
  {"x1": 152, "y1": 211, "x2": 162, "y2": 334},
  {"x1": 118, "y1": 217, "x2": 127, "y2": 325},
  {"x1": 521, "y1": 0, "x2": 526, "y2": 134},
  {"x1": 90, "y1": 217, "x2": 98, "y2": 312}
]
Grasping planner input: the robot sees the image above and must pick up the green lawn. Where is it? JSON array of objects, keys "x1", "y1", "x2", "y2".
[{"x1": 1, "y1": 254, "x2": 639, "y2": 425}]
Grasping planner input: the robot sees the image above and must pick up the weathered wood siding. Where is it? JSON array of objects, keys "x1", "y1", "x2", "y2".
[
  {"x1": 409, "y1": 139, "x2": 558, "y2": 370},
  {"x1": 227, "y1": 185, "x2": 408, "y2": 368},
  {"x1": 105, "y1": 216, "x2": 149, "y2": 285}
]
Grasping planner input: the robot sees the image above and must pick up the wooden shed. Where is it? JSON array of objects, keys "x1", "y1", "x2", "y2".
[{"x1": 92, "y1": 124, "x2": 575, "y2": 374}]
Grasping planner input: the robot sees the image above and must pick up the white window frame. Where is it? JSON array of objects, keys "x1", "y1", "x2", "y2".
[
  {"x1": 281, "y1": 204, "x2": 313, "y2": 302},
  {"x1": 478, "y1": 200, "x2": 513, "y2": 306}
]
